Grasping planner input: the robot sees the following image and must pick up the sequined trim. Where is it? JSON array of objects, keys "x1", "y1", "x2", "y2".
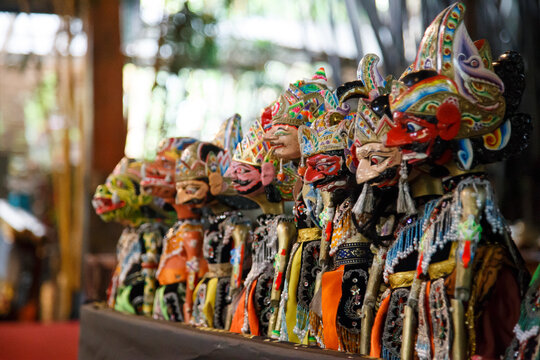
[
  {"x1": 382, "y1": 287, "x2": 409, "y2": 359},
  {"x1": 429, "y1": 278, "x2": 452, "y2": 360},
  {"x1": 334, "y1": 242, "x2": 373, "y2": 266}
]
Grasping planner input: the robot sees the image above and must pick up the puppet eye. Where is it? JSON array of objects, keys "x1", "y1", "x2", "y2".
[
  {"x1": 370, "y1": 155, "x2": 386, "y2": 166},
  {"x1": 406, "y1": 122, "x2": 423, "y2": 133}
]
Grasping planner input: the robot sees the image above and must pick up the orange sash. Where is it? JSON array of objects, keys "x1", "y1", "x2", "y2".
[
  {"x1": 321, "y1": 265, "x2": 344, "y2": 350},
  {"x1": 229, "y1": 288, "x2": 247, "y2": 333},
  {"x1": 247, "y1": 280, "x2": 260, "y2": 336}
]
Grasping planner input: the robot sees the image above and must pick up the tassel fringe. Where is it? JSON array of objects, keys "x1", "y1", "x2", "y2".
[
  {"x1": 337, "y1": 323, "x2": 362, "y2": 354},
  {"x1": 397, "y1": 161, "x2": 416, "y2": 215},
  {"x1": 353, "y1": 183, "x2": 374, "y2": 215},
  {"x1": 308, "y1": 311, "x2": 325, "y2": 348}
]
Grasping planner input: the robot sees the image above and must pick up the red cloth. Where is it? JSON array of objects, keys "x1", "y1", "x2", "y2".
[{"x1": 0, "y1": 321, "x2": 79, "y2": 360}]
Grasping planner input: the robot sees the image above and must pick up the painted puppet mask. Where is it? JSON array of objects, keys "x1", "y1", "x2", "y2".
[
  {"x1": 263, "y1": 68, "x2": 334, "y2": 162},
  {"x1": 262, "y1": 124, "x2": 301, "y2": 161},
  {"x1": 175, "y1": 179, "x2": 210, "y2": 207},
  {"x1": 141, "y1": 158, "x2": 176, "y2": 202},
  {"x1": 355, "y1": 143, "x2": 401, "y2": 187},
  {"x1": 303, "y1": 151, "x2": 347, "y2": 192},
  {"x1": 175, "y1": 141, "x2": 229, "y2": 207},
  {"x1": 92, "y1": 161, "x2": 151, "y2": 225},
  {"x1": 225, "y1": 162, "x2": 264, "y2": 195},
  {"x1": 141, "y1": 137, "x2": 197, "y2": 204},
  {"x1": 299, "y1": 111, "x2": 353, "y2": 193},
  {"x1": 385, "y1": 72, "x2": 462, "y2": 164}
]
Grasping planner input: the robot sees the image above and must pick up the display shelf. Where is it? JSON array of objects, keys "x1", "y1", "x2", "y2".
[{"x1": 79, "y1": 303, "x2": 373, "y2": 360}]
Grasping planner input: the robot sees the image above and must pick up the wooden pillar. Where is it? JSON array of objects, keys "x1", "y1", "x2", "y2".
[
  {"x1": 86, "y1": 0, "x2": 126, "y2": 256},
  {"x1": 89, "y1": 0, "x2": 126, "y2": 175}
]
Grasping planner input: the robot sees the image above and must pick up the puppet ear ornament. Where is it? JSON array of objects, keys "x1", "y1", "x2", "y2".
[
  {"x1": 277, "y1": 158, "x2": 285, "y2": 182},
  {"x1": 353, "y1": 183, "x2": 374, "y2": 215},
  {"x1": 298, "y1": 156, "x2": 306, "y2": 176},
  {"x1": 397, "y1": 160, "x2": 416, "y2": 215}
]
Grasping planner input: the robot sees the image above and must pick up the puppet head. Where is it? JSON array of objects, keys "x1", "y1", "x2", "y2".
[
  {"x1": 141, "y1": 137, "x2": 197, "y2": 204},
  {"x1": 263, "y1": 68, "x2": 337, "y2": 162},
  {"x1": 385, "y1": 3, "x2": 529, "y2": 171},
  {"x1": 225, "y1": 119, "x2": 283, "y2": 202},
  {"x1": 93, "y1": 158, "x2": 162, "y2": 226},
  {"x1": 175, "y1": 141, "x2": 228, "y2": 207},
  {"x1": 298, "y1": 109, "x2": 354, "y2": 193},
  {"x1": 344, "y1": 54, "x2": 402, "y2": 188},
  {"x1": 354, "y1": 97, "x2": 401, "y2": 187}
]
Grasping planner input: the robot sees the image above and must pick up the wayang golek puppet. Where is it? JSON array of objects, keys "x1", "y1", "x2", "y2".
[
  {"x1": 92, "y1": 157, "x2": 175, "y2": 317},
  {"x1": 298, "y1": 78, "x2": 399, "y2": 353},
  {"x1": 139, "y1": 136, "x2": 201, "y2": 322},
  {"x1": 182, "y1": 115, "x2": 257, "y2": 329},
  {"x1": 226, "y1": 118, "x2": 296, "y2": 337},
  {"x1": 261, "y1": 68, "x2": 337, "y2": 344},
  {"x1": 170, "y1": 120, "x2": 256, "y2": 325},
  {"x1": 342, "y1": 53, "x2": 403, "y2": 355},
  {"x1": 383, "y1": 3, "x2": 531, "y2": 359}
]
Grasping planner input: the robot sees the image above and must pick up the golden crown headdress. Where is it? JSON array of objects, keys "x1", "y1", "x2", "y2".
[
  {"x1": 299, "y1": 109, "x2": 351, "y2": 158},
  {"x1": 175, "y1": 141, "x2": 228, "y2": 182},
  {"x1": 270, "y1": 68, "x2": 335, "y2": 129}
]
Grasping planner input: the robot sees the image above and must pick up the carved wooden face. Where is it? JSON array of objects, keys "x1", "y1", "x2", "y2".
[
  {"x1": 303, "y1": 152, "x2": 349, "y2": 192},
  {"x1": 355, "y1": 143, "x2": 401, "y2": 187},
  {"x1": 386, "y1": 103, "x2": 460, "y2": 164},
  {"x1": 175, "y1": 180, "x2": 210, "y2": 207},
  {"x1": 141, "y1": 157, "x2": 176, "y2": 203},
  {"x1": 225, "y1": 161, "x2": 264, "y2": 195},
  {"x1": 263, "y1": 125, "x2": 301, "y2": 161},
  {"x1": 92, "y1": 173, "x2": 150, "y2": 224},
  {"x1": 386, "y1": 72, "x2": 462, "y2": 164}
]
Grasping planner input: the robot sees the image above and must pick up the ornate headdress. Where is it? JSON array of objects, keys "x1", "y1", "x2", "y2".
[
  {"x1": 352, "y1": 54, "x2": 395, "y2": 145},
  {"x1": 269, "y1": 68, "x2": 335, "y2": 129},
  {"x1": 176, "y1": 141, "x2": 226, "y2": 181},
  {"x1": 299, "y1": 109, "x2": 351, "y2": 158},
  {"x1": 212, "y1": 113, "x2": 243, "y2": 157},
  {"x1": 232, "y1": 119, "x2": 270, "y2": 167},
  {"x1": 391, "y1": 3, "x2": 506, "y2": 139},
  {"x1": 354, "y1": 99, "x2": 395, "y2": 145},
  {"x1": 155, "y1": 137, "x2": 197, "y2": 160}
]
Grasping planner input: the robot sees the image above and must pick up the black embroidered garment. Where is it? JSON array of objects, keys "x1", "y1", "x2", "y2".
[
  {"x1": 382, "y1": 287, "x2": 410, "y2": 360},
  {"x1": 337, "y1": 265, "x2": 369, "y2": 335},
  {"x1": 192, "y1": 212, "x2": 241, "y2": 327},
  {"x1": 213, "y1": 277, "x2": 231, "y2": 329},
  {"x1": 254, "y1": 266, "x2": 274, "y2": 335}
]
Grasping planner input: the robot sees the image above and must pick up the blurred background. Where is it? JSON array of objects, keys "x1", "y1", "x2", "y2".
[{"x1": 0, "y1": 0, "x2": 538, "y2": 331}]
